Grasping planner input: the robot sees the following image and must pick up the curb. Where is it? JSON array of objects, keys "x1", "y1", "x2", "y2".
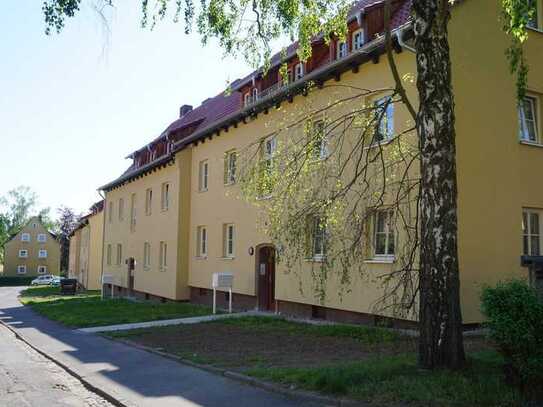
[
  {"x1": 0, "y1": 319, "x2": 129, "y2": 407},
  {"x1": 109, "y1": 337, "x2": 363, "y2": 407}
]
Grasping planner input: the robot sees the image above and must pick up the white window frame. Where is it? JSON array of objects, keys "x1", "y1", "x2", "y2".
[
  {"x1": 311, "y1": 217, "x2": 327, "y2": 261},
  {"x1": 108, "y1": 201, "x2": 114, "y2": 224},
  {"x1": 244, "y1": 93, "x2": 251, "y2": 107},
  {"x1": 197, "y1": 226, "x2": 208, "y2": 258},
  {"x1": 311, "y1": 120, "x2": 329, "y2": 160},
  {"x1": 116, "y1": 244, "x2": 122, "y2": 266},
  {"x1": 161, "y1": 182, "x2": 170, "y2": 211},
  {"x1": 37, "y1": 233, "x2": 47, "y2": 243},
  {"x1": 352, "y1": 28, "x2": 365, "y2": 51},
  {"x1": 224, "y1": 150, "x2": 237, "y2": 185},
  {"x1": 19, "y1": 249, "x2": 28, "y2": 258},
  {"x1": 38, "y1": 249, "x2": 48, "y2": 258},
  {"x1": 118, "y1": 198, "x2": 124, "y2": 221},
  {"x1": 519, "y1": 94, "x2": 540, "y2": 143},
  {"x1": 337, "y1": 40, "x2": 348, "y2": 59},
  {"x1": 294, "y1": 63, "x2": 305, "y2": 81},
  {"x1": 143, "y1": 242, "x2": 151, "y2": 269},
  {"x1": 252, "y1": 87, "x2": 259, "y2": 101},
  {"x1": 523, "y1": 209, "x2": 542, "y2": 256},
  {"x1": 17, "y1": 265, "x2": 27, "y2": 274},
  {"x1": 374, "y1": 96, "x2": 395, "y2": 143},
  {"x1": 106, "y1": 244, "x2": 112, "y2": 266},
  {"x1": 145, "y1": 188, "x2": 153, "y2": 216},
  {"x1": 21, "y1": 233, "x2": 30, "y2": 242},
  {"x1": 224, "y1": 224, "x2": 235, "y2": 258},
  {"x1": 199, "y1": 160, "x2": 209, "y2": 192},
  {"x1": 159, "y1": 241, "x2": 168, "y2": 271},
  {"x1": 130, "y1": 193, "x2": 137, "y2": 232},
  {"x1": 37, "y1": 265, "x2": 47, "y2": 274},
  {"x1": 373, "y1": 210, "x2": 395, "y2": 258}
]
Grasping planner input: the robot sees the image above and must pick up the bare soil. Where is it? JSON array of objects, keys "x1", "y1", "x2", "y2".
[{"x1": 116, "y1": 322, "x2": 490, "y2": 372}]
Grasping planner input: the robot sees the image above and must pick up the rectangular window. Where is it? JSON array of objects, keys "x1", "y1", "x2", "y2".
[
  {"x1": 143, "y1": 242, "x2": 151, "y2": 269},
  {"x1": 352, "y1": 29, "x2": 364, "y2": 50},
  {"x1": 159, "y1": 241, "x2": 168, "y2": 271},
  {"x1": 38, "y1": 249, "x2": 48, "y2": 258},
  {"x1": 106, "y1": 244, "x2": 112, "y2": 266},
  {"x1": 527, "y1": 0, "x2": 539, "y2": 29},
  {"x1": 294, "y1": 63, "x2": 304, "y2": 80},
  {"x1": 108, "y1": 201, "x2": 114, "y2": 224},
  {"x1": 17, "y1": 265, "x2": 26, "y2": 274},
  {"x1": 310, "y1": 120, "x2": 328, "y2": 159},
  {"x1": 337, "y1": 40, "x2": 348, "y2": 59},
  {"x1": 130, "y1": 193, "x2": 137, "y2": 232},
  {"x1": 311, "y1": 217, "x2": 327, "y2": 260},
  {"x1": 223, "y1": 224, "x2": 235, "y2": 258},
  {"x1": 116, "y1": 244, "x2": 122, "y2": 266},
  {"x1": 244, "y1": 93, "x2": 251, "y2": 107},
  {"x1": 161, "y1": 183, "x2": 170, "y2": 211},
  {"x1": 519, "y1": 95, "x2": 539, "y2": 143},
  {"x1": 199, "y1": 160, "x2": 209, "y2": 192},
  {"x1": 224, "y1": 150, "x2": 237, "y2": 185},
  {"x1": 19, "y1": 249, "x2": 28, "y2": 258},
  {"x1": 37, "y1": 233, "x2": 46, "y2": 243},
  {"x1": 37, "y1": 265, "x2": 47, "y2": 274},
  {"x1": 21, "y1": 233, "x2": 30, "y2": 242},
  {"x1": 145, "y1": 188, "x2": 153, "y2": 216},
  {"x1": 197, "y1": 226, "x2": 208, "y2": 257},
  {"x1": 118, "y1": 198, "x2": 124, "y2": 221},
  {"x1": 523, "y1": 209, "x2": 541, "y2": 255},
  {"x1": 374, "y1": 96, "x2": 395, "y2": 143},
  {"x1": 252, "y1": 87, "x2": 259, "y2": 102},
  {"x1": 374, "y1": 210, "x2": 395, "y2": 257}
]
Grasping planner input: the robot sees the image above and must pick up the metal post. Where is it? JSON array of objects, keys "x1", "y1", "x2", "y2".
[
  {"x1": 229, "y1": 288, "x2": 232, "y2": 314},
  {"x1": 111, "y1": 284, "x2": 114, "y2": 299},
  {"x1": 213, "y1": 288, "x2": 216, "y2": 315}
]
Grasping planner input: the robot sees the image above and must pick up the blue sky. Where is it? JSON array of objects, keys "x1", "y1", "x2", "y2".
[{"x1": 0, "y1": 1, "x2": 250, "y2": 216}]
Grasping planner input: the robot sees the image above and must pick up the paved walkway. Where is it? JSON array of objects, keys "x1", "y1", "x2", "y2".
[
  {"x1": 0, "y1": 287, "x2": 323, "y2": 407},
  {"x1": 78, "y1": 311, "x2": 258, "y2": 333}
]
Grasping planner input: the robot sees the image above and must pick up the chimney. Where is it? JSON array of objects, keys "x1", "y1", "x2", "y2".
[{"x1": 179, "y1": 104, "x2": 193, "y2": 118}]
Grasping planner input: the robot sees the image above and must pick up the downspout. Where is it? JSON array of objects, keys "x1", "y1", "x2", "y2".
[{"x1": 98, "y1": 190, "x2": 107, "y2": 299}]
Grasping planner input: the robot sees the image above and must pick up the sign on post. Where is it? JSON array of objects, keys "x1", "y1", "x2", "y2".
[{"x1": 212, "y1": 272, "x2": 234, "y2": 314}]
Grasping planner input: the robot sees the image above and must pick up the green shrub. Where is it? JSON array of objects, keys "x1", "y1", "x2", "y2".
[
  {"x1": 481, "y1": 279, "x2": 543, "y2": 401},
  {"x1": 0, "y1": 276, "x2": 34, "y2": 286}
]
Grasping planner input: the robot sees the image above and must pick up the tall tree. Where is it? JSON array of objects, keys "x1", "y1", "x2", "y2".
[
  {"x1": 41, "y1": 0, "x2": 535, "y2": 369},
  {"x1": 56, "y1": 206, "x2": 79, "y2": 274}
]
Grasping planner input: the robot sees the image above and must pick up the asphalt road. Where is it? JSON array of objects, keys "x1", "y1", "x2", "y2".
[{"x1": 0, "y1": 322, "x2": 113, "y2": 407}]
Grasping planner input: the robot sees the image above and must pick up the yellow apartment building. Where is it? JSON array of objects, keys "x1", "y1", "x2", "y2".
[
  {"x1": 3, "y1": 217, "x2": 61, "y2": 277},
  {"x1": 68, "y1": 201, "x2": 104, "y2": 290},
  {"x1": 99, "y1": 0, "x2": 543, "y2": 325}
]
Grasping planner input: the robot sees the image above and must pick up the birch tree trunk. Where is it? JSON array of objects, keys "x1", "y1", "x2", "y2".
[{"x1": 412, "y1": 0, "x2": 466, "y2": 369}]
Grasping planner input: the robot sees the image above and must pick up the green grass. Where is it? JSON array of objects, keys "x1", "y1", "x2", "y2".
[
  {"x1": 248, "y1": 350, "x2": 521, "y2": 406},
  {"x1": 19, "y1": 286, "x2": 213, "y2": 328},
  {"x1": 206, "y1": 316, "x2": 400, "y2": 344}
]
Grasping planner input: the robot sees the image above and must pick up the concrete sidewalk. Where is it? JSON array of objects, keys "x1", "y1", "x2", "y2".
[
  {"x1": 0, "y1": 287, "x2": 323, "y2": 407},
  {"x1": 78, "y1": 311, "x2": 257, "y2": 333}
]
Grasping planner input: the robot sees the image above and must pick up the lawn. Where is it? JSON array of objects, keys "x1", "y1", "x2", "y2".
[
  {"x1": 107, "y1": 316, "x2": 517, "y2": 406},
  {"x1": 19, "y1": 286, "x2": 213, "y2": 328}
]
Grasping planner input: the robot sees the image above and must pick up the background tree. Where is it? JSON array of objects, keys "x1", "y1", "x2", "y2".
[
  {"x1": 56, "y1": 206, "x2": 79, "y2": 275},
  {"x1": 41, "y1": 0, "x2": 536, "y2": 370}
]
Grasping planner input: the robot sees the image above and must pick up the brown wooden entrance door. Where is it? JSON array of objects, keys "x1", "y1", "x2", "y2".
[{"x1": 257, "y1": 246, "x2": 275, "y2": 311}]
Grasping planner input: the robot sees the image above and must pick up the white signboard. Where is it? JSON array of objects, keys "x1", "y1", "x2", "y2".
[
  {"x1": 102, "y1": 274, "x2": 113, "y2": 284},
  {"x1": 212, "y1": 272, "x2": 233, "y2": 289}
]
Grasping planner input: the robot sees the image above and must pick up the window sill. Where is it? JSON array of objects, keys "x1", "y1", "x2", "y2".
[
  {"x1": 256, "y1": 194, "x2": 272, "y2": 201},
  {"x1": 305, "y1": 256, "x2": 326, "y2": 263},
  {"x1": 519, "y1": 140, "x2": 543, "y2": 148},
  {"x1": 527, "y1": 27, "x2": 543, "y2": 34},
  {"x1": 364, "y1": 257, "x2": 395, "y2": 264},
  {"x1": 224, "y1": 182, "x2": 236, "y2": 187},
  {"x1": 196, "y1": 256, "x2": 208, "y2": 260},
  {"x1": 221, "y1": 256, "x2": 235, "y2": 260},
  {"x1": 199, "y1": 189, "x2": 208, "y2": 193},
  {"x1": 365, "y1": 136, "x2": 395, "y2": 150}
]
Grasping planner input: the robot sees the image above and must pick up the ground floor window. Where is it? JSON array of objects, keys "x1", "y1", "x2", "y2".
[
  {"x1": 37, "y1": 265, "x2": 47, "y2": 274},
  {"x1": 523, "y1": 208, "x2": 541, "y2": 255},
  {"x1": 17, "y1": 265, "x2": 26, "y2": 274}
]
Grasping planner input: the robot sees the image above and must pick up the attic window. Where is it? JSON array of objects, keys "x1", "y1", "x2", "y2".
[
  {"x1": 337, "y1": 40, "x2": 348, "y2": 59},
  {"x1": 294, "y1": 63, "x2": 305, "y2": 80},
  {"x1": 353, "y1": 29, "x2": 365, "y2": 51},
  {"x1": 244, "y1": 93, "x2": 251, "y2": 107}
]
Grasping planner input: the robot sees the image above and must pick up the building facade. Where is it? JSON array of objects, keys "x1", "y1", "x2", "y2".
[
  {"x1": 68, "y1": 201, "x2": 104, "y2": 290},
  {"x1": 98, "y1": 0, "x2": 543, "y2": 325},
  {"x1": 3, "y1": 217, "x2": 61, "y2": 277}
]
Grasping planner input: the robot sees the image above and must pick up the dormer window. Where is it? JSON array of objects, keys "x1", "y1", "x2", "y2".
[
  {"x1": 352, "y1": 29, "x2": 365, "y2": 51},
  {"x1": 244, "y1": 93, "x2": 251, "y2": 107},
  {"x1": 252, "y1": 87, "x2": 259, "y2": 101},
  {"x1": 337, "y1": 40, "x2": 348, "y2": 59},
  {"x1": 294, "y1": 63, "x2": 305, "y2": 81}
]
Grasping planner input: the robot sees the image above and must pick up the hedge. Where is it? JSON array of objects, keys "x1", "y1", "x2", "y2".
[{"x1": 0, "y1": 276, "x2": 34, "y2": 286}]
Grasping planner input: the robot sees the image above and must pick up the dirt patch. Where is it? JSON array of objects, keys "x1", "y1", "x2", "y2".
[{"x1": 113, "y1": 321, "x2": 491, "y2": 372}]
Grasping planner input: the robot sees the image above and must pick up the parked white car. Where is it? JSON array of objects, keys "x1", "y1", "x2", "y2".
[{"x1": 30, "y1": 275, "x2": 54, "y2": 286}]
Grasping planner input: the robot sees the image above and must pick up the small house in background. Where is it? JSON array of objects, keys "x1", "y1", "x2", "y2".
[
  {"x1": 3, "y1": 216, "x2": 61, "y2": 277},
  {"x1": 69, "y1": 201, "x2": 104, "y2": 290}
]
